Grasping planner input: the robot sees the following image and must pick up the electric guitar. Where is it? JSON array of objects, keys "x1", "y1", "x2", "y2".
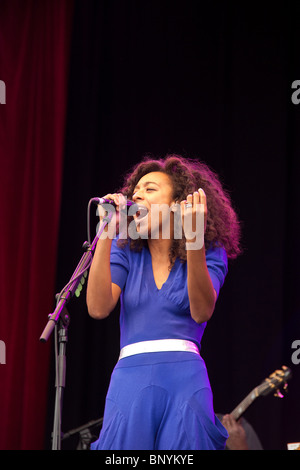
[{"x1": 230, "y1": 365, "x2": 292, "y2": 420}]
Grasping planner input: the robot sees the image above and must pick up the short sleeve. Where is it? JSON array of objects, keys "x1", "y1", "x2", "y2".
[
  {"x1": 205, "y1": 245, "x2": 228, "y2": 298},
  {"x1": 110, "y1": 238, "x2": 129, "y2": 290}
]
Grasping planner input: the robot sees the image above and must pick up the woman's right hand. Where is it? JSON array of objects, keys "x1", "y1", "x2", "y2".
[{"x1": 97, "y1": 193, "x2": 127, "y2": 236}]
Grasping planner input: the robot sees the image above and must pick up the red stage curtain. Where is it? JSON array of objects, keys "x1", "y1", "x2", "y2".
[{"x1": 0, "y1": 0, "x2": 73, "y2": 449}]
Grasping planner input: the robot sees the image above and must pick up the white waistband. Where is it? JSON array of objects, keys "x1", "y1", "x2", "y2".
[{"x1": 118, "y1": 339, "x2": 199, "y2": 360}]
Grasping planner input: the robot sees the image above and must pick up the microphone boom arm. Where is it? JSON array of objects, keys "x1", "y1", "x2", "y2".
[{"x1": 39, "y1": 212, "x2": 112, "y2": 342}]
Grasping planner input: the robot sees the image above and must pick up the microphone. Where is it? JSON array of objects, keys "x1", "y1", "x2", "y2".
[
  {"x1": 91, "y1": 197, "x2": 136, "y2": 207},
  {"x1": 91, "y1": 197, "x2": 148, "y2": 217}
]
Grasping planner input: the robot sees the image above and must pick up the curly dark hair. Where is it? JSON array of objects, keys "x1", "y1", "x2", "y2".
[{"x1": 117, "y1": 154, "x2": 242, "y2": 266}]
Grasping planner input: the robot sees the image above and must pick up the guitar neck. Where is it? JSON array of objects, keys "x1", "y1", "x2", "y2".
[
  {"x1": 229, "y1": 366, "x2": 291, "y2": 421},
  {"x1": 230, "y1": 387, "x2": 259, "y2": 420}
]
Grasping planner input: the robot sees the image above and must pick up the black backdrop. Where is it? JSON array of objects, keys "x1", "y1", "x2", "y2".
[{"x1": 46, "y1": 1, "x2": 300, "y2": 450}]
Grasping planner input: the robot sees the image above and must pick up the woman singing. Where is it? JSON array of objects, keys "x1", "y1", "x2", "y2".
[{"x1": 87, "y1": 154, "x2": 241, "y2": 450}]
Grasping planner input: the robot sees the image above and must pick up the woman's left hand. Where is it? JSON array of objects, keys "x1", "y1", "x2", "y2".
[{"x1": 180, "y1": 188, "x2": 207, "y2": 247}]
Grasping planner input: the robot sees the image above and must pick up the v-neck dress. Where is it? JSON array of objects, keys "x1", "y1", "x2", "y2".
[{"x1": 91, "y1": 237, "x2": 229, "y2": 450}]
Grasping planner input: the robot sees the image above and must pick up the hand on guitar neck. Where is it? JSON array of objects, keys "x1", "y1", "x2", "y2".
[{"x1": 221, "y1": 414, "x2": 249, "y2": 450}]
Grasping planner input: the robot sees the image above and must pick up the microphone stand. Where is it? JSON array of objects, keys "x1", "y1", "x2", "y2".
[
  {"x1": 62, "y1": 417, "x2": 103, "y2": 450},
  {"x1": 39, "y1": 211, "x2": 113, "y2": 450}
]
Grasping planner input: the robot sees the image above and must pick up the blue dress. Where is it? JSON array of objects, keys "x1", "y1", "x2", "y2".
[{"x1": 91, "y1": 238, "x2": 229, "y2": 450}]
